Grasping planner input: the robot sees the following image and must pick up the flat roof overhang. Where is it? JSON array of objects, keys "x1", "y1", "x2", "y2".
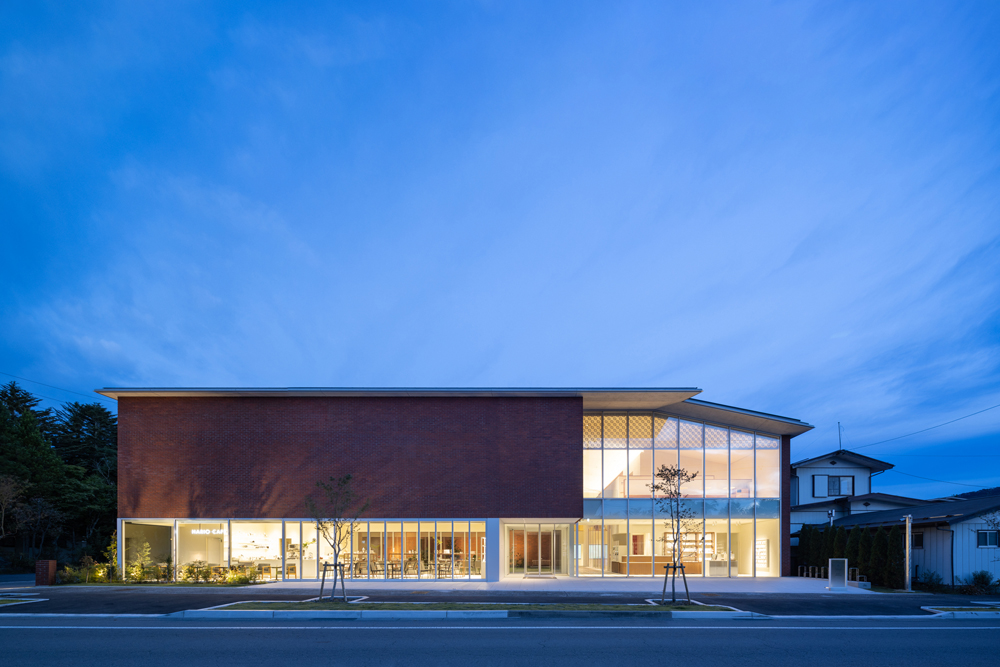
[{"x1": 96, "y1": 386, "x2": 813, "y2": 437}]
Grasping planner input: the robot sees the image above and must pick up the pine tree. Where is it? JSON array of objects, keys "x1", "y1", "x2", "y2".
[
  {"x1": 845, "y1": 526, "x2": 862, "y2": 569},
  {"x1": 834, "y1": 526, "x2": 848, "y2": 559},
  {"x1": 858, "y1": 528, "x2": 874, "y2": 580},
  {"x1": 885, "y1": 524, "x2": 905, "y2": 589},
  {"x1": 869, "y1": 526, "x2": 889, "y2": 587},
  {"x1": 0, "y1": 381, "x2": 58, "y2": 440},
  {"x1": 54, "y1": 402, "x2": 118, "y2": 483}
]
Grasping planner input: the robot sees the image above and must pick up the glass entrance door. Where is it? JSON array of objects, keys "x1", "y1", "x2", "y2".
[{"x1": 508, "y1": 524, "x2": 568, "y2": 576}]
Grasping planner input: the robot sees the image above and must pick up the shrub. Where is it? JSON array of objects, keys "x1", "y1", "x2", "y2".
[
  {"x1": 181, "y1": 560, "x2": 212, "y2": 583},
  {"x1": 960, "y1": 571, "x2": 999, "y2": 595},
  {"x1": 914, "y1": 569, "x2": 945, "y2": 592},
  {"x1": 57, "y1": 564, "x2": 83, "y2": 584}
]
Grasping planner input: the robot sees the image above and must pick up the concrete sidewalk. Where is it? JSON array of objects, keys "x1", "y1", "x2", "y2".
[{"x1": 257, "y1": 575, "x2": 875, "y2": 595}]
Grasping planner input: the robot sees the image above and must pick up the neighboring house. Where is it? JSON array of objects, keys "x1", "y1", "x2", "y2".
[
  {"x1": 789, "y1": 450, "x2": 923, "y2": 534},
  {"x1": 833, "y1": 495, "x2": 1000, "y2": 586}
]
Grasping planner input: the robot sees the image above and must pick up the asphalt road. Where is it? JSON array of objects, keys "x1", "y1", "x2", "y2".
[
  {"x1": 1, "y1": 617, "x2": 998, "y2": 667},
  {"x1": 4, "y1": 584, "x2": 999, "y2": 616}
]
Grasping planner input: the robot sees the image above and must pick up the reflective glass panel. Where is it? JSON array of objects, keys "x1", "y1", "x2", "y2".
[
  {"x1": 705, "y1": 500, "x2": 729, "y2": 577},
  {"x1": 730, "y1": 500, "x2": 755, "y2": 576},
  {"x1": 654, "y1": 416, "x2": 678, "y2": 448},
  {"x1": 437, "y1": 522, "x2": 453, "y2": 579},
  {"x1": 704, "y1": 425, "x2": 728, "y2": 499},
  {"x1": 453, "y1": 521, "x2": 470, "y2": 579},
  {"x1": 402, "y1": 522, "x2": 419, "y2": 578},
  {"x1": 628, "y1": 518, "x2": 654, "y2": 576},
  {"x1": 730, "y1": 431, "x2": 754, "y2": 499},
  {"x1": 578, "y1": 521, "x2": 603, "y2": 575},
  {"x1": 123, "y1": 520, "x2": 173, "y2": 582},
  {"x1": 283, "y1": 521, "x2": 300, "y2": 580},
  {"x1": 231, "y1": 521, "x2": 283, "y2": 581},
  {"x1": 386, "y1": 522, "x2": 402, "y2": 580},
  {"x1": 628, "y1": 447, "x2": 654, "y2": 498},
  {"x1": 679, "y1": 420, "x2": 704, "y2": 498},
  {"x1": 470, "y1": 521, "x2": 486, "y2": 579},
  {"x1": 583, "y1": 450, "x2": 602, "y2": 498},
  {"x1": 301, "y1": 522, "x2": 318, "y2": 579},
  {"x1": 603, "y1": 413, "x2": 627, "y2": 449},
  {"x1": 419, "y1": 523, "x2": 435, "y2": 579},
  {"x1": 628, "y1": 413, "x2": 652, "y2": 449},
  {"x1": 604, "y1": 519, "x2": 628, "y2": 575},
  {"x1": 583, "y1": 414, "x2": 602, "y2": 448},
  {"x1": 755, "y1": 435, "x2": 780, "y2": 498},
  {"x1": 603, "y1": 450, "x2": 628, "y2": 498}
]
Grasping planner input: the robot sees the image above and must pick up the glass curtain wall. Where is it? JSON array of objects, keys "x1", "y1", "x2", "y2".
[
  {"x1": 123, "y1": 520, "x2": 173, "y2": 581},
  {"x1": 582, "y1": 411, "x2": 783, "y2": 577},
  {"x1": 297, "y1": 520, "x2": 487, "y2": 580},
  {"x1": 231, "y1": 521, "x2": 283, "y2": 581}
]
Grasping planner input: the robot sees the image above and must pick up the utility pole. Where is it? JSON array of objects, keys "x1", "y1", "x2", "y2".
[
  {"x1": 903, "y1": 515, "x2": 912, "y2": 592},
  {"x1": 838, "y1": 422, "x2": 843, "y2": 451}
]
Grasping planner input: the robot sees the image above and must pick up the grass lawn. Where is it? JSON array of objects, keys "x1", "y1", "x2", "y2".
[
  {"x1": 229, "y1": 601, "x2": 732, "y2": 612},
  {"x1": 929, "y1": 607, "x2": 1000, "y2": 612},
  {"x1": 0, "y1": 599, "x2": 32, "y2": 605}
]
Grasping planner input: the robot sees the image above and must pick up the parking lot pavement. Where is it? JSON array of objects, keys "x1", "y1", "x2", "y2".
[
  {"x1": 0, "y1": 587, "x2": 316, "y2": 615},
  {"x1": 5, "y1": 584, "x2": 998, "y2": 616}
]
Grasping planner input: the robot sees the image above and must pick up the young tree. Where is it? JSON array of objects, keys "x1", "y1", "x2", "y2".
[
  {"x1": 869, "y1": 526, "x2": 889, "y2": 587},
  {"x1": 858, "y1": 527, "x2": 874, "y2": 580},
  {"x1": 305, "y1": 475, "x2": 370, "y2": 602},
  {"x1": 834, "y1": 526, "x2": 848, "y2": 559},
  {"x1": 651, "y1": 464, "x2": 699, "y2": 604},
  {"x1": 885, "y1": 524, "x2": 905, "y2": 589},
  {"x1": 845, "y1": 526, "x2": 862, "y2": 570}
]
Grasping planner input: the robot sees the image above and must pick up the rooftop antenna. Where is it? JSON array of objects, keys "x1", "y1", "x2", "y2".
[{"x1": 838, "y1": 422, "x2": 843, "y2": 451}]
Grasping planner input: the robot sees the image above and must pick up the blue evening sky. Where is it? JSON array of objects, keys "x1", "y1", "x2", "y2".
[{"x1": 1, "y1": 2, "x2": 998, "y2": 497}]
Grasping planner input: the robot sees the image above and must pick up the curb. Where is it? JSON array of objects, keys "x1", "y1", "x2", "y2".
[{"x1": 173, "y1": 609, "x2": 762, "y2": 620}]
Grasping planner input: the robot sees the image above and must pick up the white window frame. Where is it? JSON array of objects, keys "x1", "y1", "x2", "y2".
[{"x1": 977, "y1": 530, "x2": 998, "y2": 548}]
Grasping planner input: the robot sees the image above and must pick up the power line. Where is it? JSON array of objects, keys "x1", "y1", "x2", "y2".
[
  {"x1": 884, "y1": 469, "x2": 987, "y2": 488},
  {"x1": 894, "y1": 454, "x2": 1000, "y2": 458},
  {"x1": 0, "y1": 371, "x2": 117, "y2": 405},
  {"x1": 848, "y1": 401, "x2": 1000, "y2": 451}
]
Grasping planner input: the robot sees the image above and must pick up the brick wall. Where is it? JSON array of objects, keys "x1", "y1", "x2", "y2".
[{"x1": 118, "y1": 396, "x2": 583, "y2": 520}]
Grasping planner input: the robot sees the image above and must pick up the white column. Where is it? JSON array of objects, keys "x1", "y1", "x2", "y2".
[
  {"x1": 485, "y1": 518, "x2": 502, "y2": 582},
  {"x1": 116, "y1": 519, "x2": 124, "y2": 578}
]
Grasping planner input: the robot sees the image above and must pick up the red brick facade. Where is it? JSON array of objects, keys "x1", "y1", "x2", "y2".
[{"x1": 118, "y1": 396, "x2": 583, "y2": 520}]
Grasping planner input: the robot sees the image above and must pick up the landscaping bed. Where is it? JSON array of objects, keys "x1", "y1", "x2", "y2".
[{"x1": 227, "y1": 601, "x2": 731, "y2": 612}]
